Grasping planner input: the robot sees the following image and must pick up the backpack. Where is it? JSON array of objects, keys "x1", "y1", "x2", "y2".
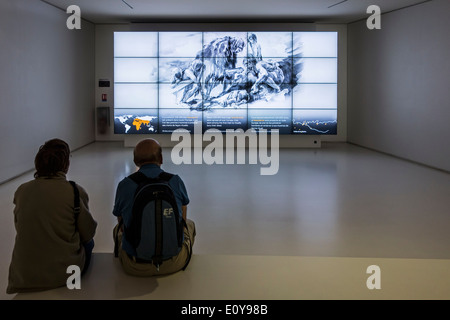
[{"x1": 116, "y1": 171, "x2": 185, "y2": 270}]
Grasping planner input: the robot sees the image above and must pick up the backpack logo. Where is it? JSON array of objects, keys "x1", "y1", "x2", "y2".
[{"x1": 163, "y1": 207, "x2": 174, "y2": 218}]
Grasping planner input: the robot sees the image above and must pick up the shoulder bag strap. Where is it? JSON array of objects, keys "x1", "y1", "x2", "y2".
[{"x1": 69, "y1": 181, "x2": 81, "y2": 232}]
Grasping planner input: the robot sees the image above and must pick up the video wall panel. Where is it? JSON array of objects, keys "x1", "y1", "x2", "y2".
[{"x1": 113, "y1": 31, "x2": 338, "y2": 134}]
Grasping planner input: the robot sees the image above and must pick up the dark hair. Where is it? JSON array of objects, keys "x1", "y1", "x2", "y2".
[{"x1": 34, "y1": 139, "x2": 70, "y2": 178}]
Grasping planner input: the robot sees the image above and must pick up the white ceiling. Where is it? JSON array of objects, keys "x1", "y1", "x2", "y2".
[{"x1": 43, "y1": 0, "x2": 431, "y2": 24}]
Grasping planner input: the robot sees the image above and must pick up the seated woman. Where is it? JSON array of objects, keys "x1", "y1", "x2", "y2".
[{"x1": 7, "y1": 138, "x2": 97, "y2": 294}]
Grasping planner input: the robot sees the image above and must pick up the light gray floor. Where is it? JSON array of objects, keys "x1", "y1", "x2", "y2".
[{"x1": 1, "y1": 141, "x2": 450, "y2": 300}]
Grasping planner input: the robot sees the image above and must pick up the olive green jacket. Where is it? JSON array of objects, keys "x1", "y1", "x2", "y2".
[{"x1": 7, "y1": 172, "x2": 97, "y2": 294}]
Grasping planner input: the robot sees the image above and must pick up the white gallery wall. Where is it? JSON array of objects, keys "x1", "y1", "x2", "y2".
[
  {"x1": 0, "y1": 0, "x2": 96, "y2": 183},
  {"x1": 347, "y1": 0, "x2": 450, "y2": 172}
]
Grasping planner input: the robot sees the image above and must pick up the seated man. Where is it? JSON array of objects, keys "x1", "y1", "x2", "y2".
[{"x1": 113, "y1": 138, "x2": 196, "y2": 276}]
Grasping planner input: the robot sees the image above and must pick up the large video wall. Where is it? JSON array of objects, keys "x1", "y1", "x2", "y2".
[{"x1": 113, "y1": 31, "x2": 338, "y2": 135}]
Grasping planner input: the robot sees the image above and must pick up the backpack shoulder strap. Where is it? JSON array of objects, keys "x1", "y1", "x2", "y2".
[
  {"x1": 158, "y1": 171, "x2": 174, "y2": 182},
  {"x1": 128, "y1": 171, "x2": 148, "y2": 184},
  {"x1": 129, "y1": 171, "x2": 174, "y2": 184}
]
